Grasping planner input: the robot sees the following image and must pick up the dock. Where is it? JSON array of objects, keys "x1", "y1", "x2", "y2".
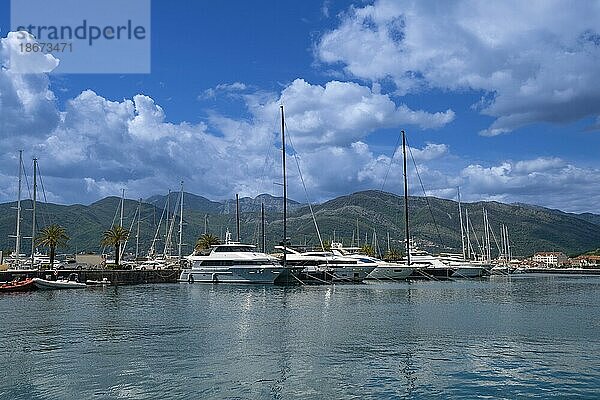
[{"x1": 0, "y1": 269, "x2": 181, "y2": 285}]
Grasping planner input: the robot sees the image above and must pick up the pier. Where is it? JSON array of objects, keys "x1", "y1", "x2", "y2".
[{"x1": 0, "y1": 269, "x2": 181, "y2": 285}]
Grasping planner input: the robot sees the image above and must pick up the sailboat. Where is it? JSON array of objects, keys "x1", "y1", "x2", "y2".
[
  {"x1": 399, "y1": 132, "x2": 456, "y2": 280},
  {"x1": 444, "y1": 188, "x2": 490, "y2": 278}
]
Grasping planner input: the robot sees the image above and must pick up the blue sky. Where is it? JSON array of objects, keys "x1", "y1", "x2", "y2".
[{"x1": 1, "y1": 0, "x2": 600, "y2": 212}]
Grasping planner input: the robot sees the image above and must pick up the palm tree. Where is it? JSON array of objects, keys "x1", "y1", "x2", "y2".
[
  {"x1": 36, "y1": 224, "x2": 69, "y2": 268},
  {"x1": 383, "y1": 248, "x2": 403, "y2": 261},
  {"x1": 101, "y1": 225, "x2": 129, "y2": 267},
  {"x1": 360, "y1": 244, "x2": 376, "y2": 257},
  {"x1": 195, "y1": 234, "x2": 220, "y2": 253}
]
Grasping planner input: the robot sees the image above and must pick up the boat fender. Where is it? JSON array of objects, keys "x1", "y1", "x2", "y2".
[
  {"x1": 212, "y1": 273, "x2": 219, "y2": 283},
  {"x1": 188, "y1": 273, "x2": 194, "y2": 284}
]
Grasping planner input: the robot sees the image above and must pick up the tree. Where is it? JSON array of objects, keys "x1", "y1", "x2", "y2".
[
  {"x1": 195, "y1": 234, "x2": 220, "y2": 253},
  {"x1": 101, "y1": 225, "x2": 129, "y2": 267},
  {"x1": 36, "y1": 224, "x2": 69, "y2": 268},
  {"x1": 360, "y1": 244, "x2": 376, "y2": 257},
  {"x1": 383, "y1": 248, "x2": 403, "y2": 261}
]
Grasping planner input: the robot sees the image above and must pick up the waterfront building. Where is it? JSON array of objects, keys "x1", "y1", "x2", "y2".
[{"x1": 532, "y1": 251, "x2": 568, "y2": 267}]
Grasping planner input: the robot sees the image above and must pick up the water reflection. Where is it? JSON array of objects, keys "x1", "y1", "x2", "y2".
[{"x1": 1, "y1": 276, "x2": 600, "y2": 398}]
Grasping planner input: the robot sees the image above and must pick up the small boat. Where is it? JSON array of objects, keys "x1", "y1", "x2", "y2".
[
  {"x1": 32, "y1": 273, "x2": 87, "y2": 290},
  {"x1": 86, "y1": 277, "x2": 111, "y2": 285},
  {"x1": 0, "y1": 277, "x2": 35, "y2": 292}
]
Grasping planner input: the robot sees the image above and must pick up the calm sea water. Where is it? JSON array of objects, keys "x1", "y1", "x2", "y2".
[{"x1": 1, "y1": 275, "x2": 599, "y2": 399}]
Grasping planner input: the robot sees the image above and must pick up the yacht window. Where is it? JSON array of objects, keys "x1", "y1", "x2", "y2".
[{"x1": 213, "y1": 246, "x2": 255, "y2": 253}]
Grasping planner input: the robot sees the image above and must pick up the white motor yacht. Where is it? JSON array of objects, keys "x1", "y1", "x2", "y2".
[
  {"x1": 276, "y1": 246, "x2": 376, "y2": 283},
  {"x1": 437, "y1": 253, "x2": 490, "y2": 278},
  {"x1": 179, "y1": 233, "x2": 297, "y2": 284},
  {"x1": 329, "y1": 243, "x2": 413, "y2": 280}
]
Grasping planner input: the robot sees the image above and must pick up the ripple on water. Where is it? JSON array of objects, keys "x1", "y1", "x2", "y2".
[{"x1": 1, "y1": 279, "x2": 600, "y2": 399}]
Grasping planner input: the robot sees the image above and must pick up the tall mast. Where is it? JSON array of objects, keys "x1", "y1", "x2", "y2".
[
  {"x1": 135, "y1": 198, "x2": 141, "y2": 259},
  {"x1": 281, "y1": 105, "x2": 287, "y2": 268},
  {"x1": 465, "y1": 208, "x2": 472, "y2": 259},
  {"x1": 356, "y1": 218, "x2": 360, "y2": 247},
  {"x1": 483, "y1": 208, "x2": 491, "y2": 263},
  {"x1": 15, "y1": 150, "x2": 23, "y2": 266},
  {"x1": 402, "y1": 131, "x2": 410, "y2": 265},
  {"x1": 235, "y1": 193, "x2": 240, "y2": 242},
  {"x1": 178, "y1": 181, "x2": 184, "y2": 260},
  {"x1": 387, "y1": 231, "x2": 390, "y2": 253},
  {"x1": 120, "y1": 188, "x2": 125, "y2": 227},
  {"x1": 166, "y1": 189, "x2": 170, "y2": 247},
  {"x1": 506, "y1": 225, "x2": 512, "y2": 261},
  {"x1": 457, "y1": 187, "x2": 466, "y2": 260},
  {"x1": 261, "y1": 203, "x2": 265, "y2": 253},
  {"x1": 30, "y1": 158, "x2": 38, "y2": 268}
]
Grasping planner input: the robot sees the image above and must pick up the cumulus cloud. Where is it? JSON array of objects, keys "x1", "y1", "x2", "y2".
[
  {"x1": 316, "y1": 0, "x2": 600, "y2": 135},
  {"x1": 251, "y1": 78, "x2": 453, "y2": 149},
  {"x1": 460, "y1": 157, "x2": 600, "y2": 211},
  {"x1": 3, "y1": 29, "x2": 600, "y2": 213},
  {"x1": 0, "y1": 32, "x2": 60, "y2": 140}
]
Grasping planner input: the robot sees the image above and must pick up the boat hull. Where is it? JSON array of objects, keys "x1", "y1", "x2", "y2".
[
  {"x1": 0, "y1": 278, "x2": 35, "y2": 292},
  {"x1": 366, "y1": 266, "x2": 413, "y2": 280},
  {"x1": 179, "y1": 266, "x2": 286, "y2": 284},
  {"x1": 32, "y1": 278, "x2": 87, "y2": 290},
  {"x1": 451, "y1": 266, "x2": 489, "y2": 278},
  {"x1": 330, "y1": 266, "x2": 375, "y2": 283},
  {"x1": 410, "y1": 267, "x2": 456, "y2": 280}
]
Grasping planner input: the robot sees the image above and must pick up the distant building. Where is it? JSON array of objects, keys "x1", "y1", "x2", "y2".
[
  {"x1": 75, "y1": 254, "x2": 105, "y2": 268},
  {"x1": 573, "y1": 255, "x2": 600, "y2": 267},
  {"x1": 532, "y1": 252, "x2": 568, "y2": 267}
]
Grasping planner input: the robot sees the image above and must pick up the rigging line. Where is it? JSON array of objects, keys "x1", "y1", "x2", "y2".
[
  {"x1": 120, "y1": 203, "x2": 139, "y2": 260},
  {"x1": 36, "y1": 163, "x2": 50, "y2": 228},
  {"x1": 380, "y1": 131, "x2": 403, "y2": 192},
  {"x1": 284, "y1": 120, "x2": 325, "y2": 251},
  {"x1": 100, "y1": 197, "x2": 122, "y2": 254},
  {"x1": 488, "y1": 219, "x2": 502, "y2": 255},
  {"x1": 405, "y1": 136, "x2": 444, "y2": 248},
  {"x1": 22, "y1": 158, "x2": 32, "y2": 202},
  {"x1": 164, "y1": 189, "x2": 182, "y2": 257},
  {"x1": 254, "y1": 113, "x2": 280, "y2": 245}
]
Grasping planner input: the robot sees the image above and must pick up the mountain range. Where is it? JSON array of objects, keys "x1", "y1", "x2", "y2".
[{"x1": 1, "y1": 190, "x2": 599, "y2": 258}]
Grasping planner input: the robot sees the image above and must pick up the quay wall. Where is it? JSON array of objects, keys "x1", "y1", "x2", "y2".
[
  {"x1": 1, "y1": 269, "x2": 181, "y2": 285},
  {"x1": 526, "y1": 268, "x2": 600, "y2": 275}
]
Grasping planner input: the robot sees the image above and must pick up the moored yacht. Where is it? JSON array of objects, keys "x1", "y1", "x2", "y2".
[
  {"x1": 179, "y1": 232, "x2": 297, "y2": 284},
  {"x1": 408, "y1": 249, "x2": 455, "y2": 279},
  {"x1": 437, "y1": 252, "x2": 490, "y2": 278},
  {"x1": 275, "y1": 246, "x2": 376, "y2": 283},
  {"x1": 330, "y1": 243, "x2": 413, "y2": 280}
]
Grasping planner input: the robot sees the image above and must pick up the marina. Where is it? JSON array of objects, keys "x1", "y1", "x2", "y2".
[{"x1": 1, "y1": 1, "x2": 600, "y2": 398}]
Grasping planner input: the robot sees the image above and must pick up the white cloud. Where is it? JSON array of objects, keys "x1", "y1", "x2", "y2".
[
  {"x1": 3, "y1": 31, "x2": 600, "y2": 213},
  {"x1": 251, "y1": 78, "x2": 454, "y2": 149},
  {"x1": 2, "y1": 32, "x2": 59, "y2": 74},
  {"x1": 201, "y1": 81, "x2": 249, "y2": 99},
  {"x1": 0, "y1": 32, "x2": 60, "y2": 140},
  {"x1": 316, "y1": 0, "x2": 600, "y2": 135},
  {"x1": 460, "y1": 157, "x2": 600, "y2": 211},
  {"x1": 408, "y1": 143, "x2": 448, "y2": 162}
]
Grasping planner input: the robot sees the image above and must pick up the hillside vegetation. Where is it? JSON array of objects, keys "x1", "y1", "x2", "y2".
[{"x1": 1, "y1": 190, "x2": 599, "y2": 258}]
